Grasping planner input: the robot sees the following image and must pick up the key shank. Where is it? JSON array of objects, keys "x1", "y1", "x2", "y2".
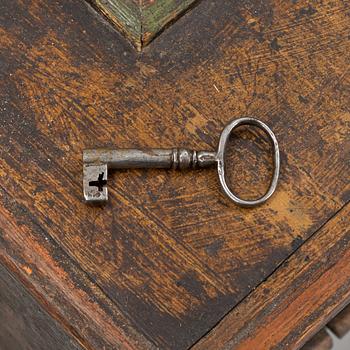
[{"x1": 83, "y1": 148, "x2": 216, "y2": 203}]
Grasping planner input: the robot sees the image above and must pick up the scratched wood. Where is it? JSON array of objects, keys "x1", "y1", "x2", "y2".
[
  {"x1": 0, "y1": 0, "x2": 349, "y2": 349},
  {"x1": 87, "y1": 0, "x2": 198, "y2": 49},
  {"x1": 0, "y1": 263, "x2": 82, "y2": 350},
  {"x1": 195, "y1": 204, "x2": 350, "y2": 350}
]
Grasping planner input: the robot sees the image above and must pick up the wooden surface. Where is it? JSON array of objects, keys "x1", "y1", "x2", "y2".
[
  {"x1": 0, "y1": 263, "x2": 82, "y2": 350},
  {"x1": 87, "y1": 0, "x2": 198, "y2": 49},
  {"x1": 195, "y1": 204, "x2": 350, "y2": 350},
  {"x1": 0, "y1": 0, "x2": 349, "y2": 349}
]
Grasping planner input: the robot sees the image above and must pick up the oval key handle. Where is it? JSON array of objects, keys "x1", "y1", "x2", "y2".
[
  {"x1": 83, "y1": 117, "x2": 280, "y2": 207},
  {"x1": 216, "y1": 117, "x2": 280, "y2": 207}
]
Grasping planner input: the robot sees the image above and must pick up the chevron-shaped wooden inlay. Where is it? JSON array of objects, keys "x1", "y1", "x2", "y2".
[{"x1": 87, "y1": 0, "x2": 198, "y2": 50}]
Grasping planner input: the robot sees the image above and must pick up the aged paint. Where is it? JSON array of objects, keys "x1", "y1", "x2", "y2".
[{"x1": 87, "y1": 0, "x2": 199, "y2": 49}]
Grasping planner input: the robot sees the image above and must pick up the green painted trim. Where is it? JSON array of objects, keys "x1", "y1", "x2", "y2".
[
  {"x1": 141, "y1": 0, "x2": 197, "y2": 44},
  {"x1": 88, "y1": 0, "x2": 142, "y2": 49},
  {"x1": 87, "y1": 0, "x2": 198, "y2": 49}
]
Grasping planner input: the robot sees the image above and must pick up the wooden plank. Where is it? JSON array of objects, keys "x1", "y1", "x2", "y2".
[
  {"x1": 0, "y1": 0, "x2": 349, "y2": 349},
  {"x1": 86, "y1": 0, "x2": 199, "y2": 49},
  {"x1": 0, "y1": 209, "x2": 156, "y2": 350},
  {"x1": 194, "y1": 204, "x2": 350, "y2": 350},
  {"x1": 0, "y1": 262, "x2": 82, "y2": 350},
  {"x1": 328, "y1": 303, "x2": 350, "y2": 338},
  {"x1": 300, "y1": 329, "x2": 332, "y2": 350}
]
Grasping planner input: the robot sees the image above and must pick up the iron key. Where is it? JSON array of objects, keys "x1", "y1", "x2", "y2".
[{"x1": 83, "y1": 117, "x2": 280, "y2": 207}]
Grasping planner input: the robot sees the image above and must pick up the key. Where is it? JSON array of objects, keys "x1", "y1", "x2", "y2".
[{"x1": 83, "y1": 117, "x2": 280, "y2": 207}]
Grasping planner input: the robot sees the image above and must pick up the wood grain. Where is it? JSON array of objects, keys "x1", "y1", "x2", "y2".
[
  {"x1": 0, "y1": 263, "x2": 83, "y2": 350},
  {"x1": 0, "y1": 0, "x2": 349, "y2": 349},
  {"x1": 87, "y1": 0, "x2": 199, "y2": 49},
  {"x1": 194, "y1": 204, "x2": 350, "y2": 350}
]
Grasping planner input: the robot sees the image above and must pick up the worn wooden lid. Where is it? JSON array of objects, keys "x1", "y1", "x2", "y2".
[{"x1": 0, "y1": 0, "x2": 349, "y2": 349}]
